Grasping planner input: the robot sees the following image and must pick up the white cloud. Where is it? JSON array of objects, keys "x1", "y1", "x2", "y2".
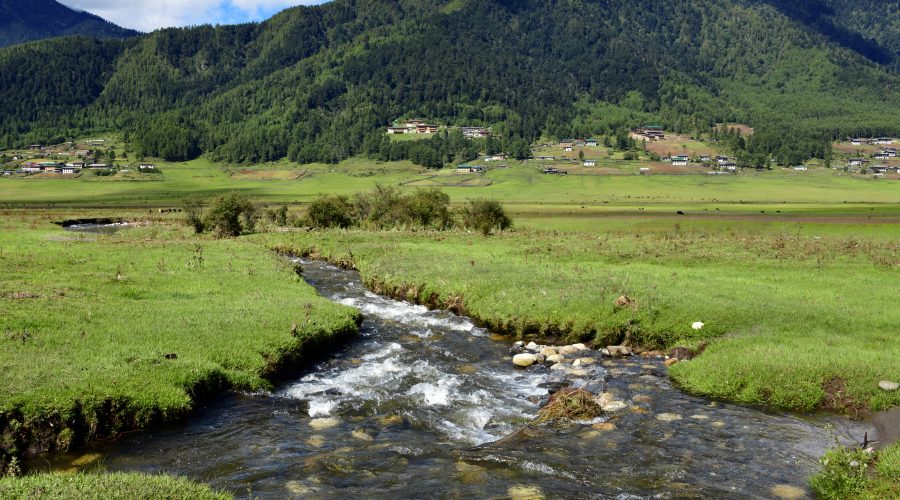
[{"x1": 58, "y1": 0, "x2": 326, "y2": 32}]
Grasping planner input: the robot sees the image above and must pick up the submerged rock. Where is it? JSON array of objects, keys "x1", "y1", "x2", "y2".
[
  {"x1": 351, "y1": 429, "x2": 374, "y2": 442},
  {"x1": 656, "y1": 413, "x2": 683, "y2": 422},
  {"x1": 508, "y1": 484, "x2": 544, "y2": 500},
  {"x1": 513, "y1": 353, "x2": 538, "y2": 367},
  {"x1": 309, "y1": 417, "x2": 341, "y2": 430},
  {"x1": 770, "y1": 484, "x2": 807, "y2": 499}
]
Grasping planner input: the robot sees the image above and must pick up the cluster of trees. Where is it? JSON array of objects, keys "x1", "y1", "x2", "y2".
[
  {"x1": 307, "y1": 186, "x2": 511, "y2": 235},
  {"x1": 0, "y1": 0, "x2": 898, "y2": 166}
]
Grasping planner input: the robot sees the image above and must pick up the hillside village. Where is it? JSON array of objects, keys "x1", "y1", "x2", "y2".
[{"x1": 1, "y1": 125, "x2": 897, "y2": 182}]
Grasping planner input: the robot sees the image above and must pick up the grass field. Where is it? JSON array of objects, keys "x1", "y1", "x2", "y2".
[
  {"x1": 0, "y1": 472, "x2": 229, "y2": 499},
  {"x1": 3, "y1": 157, "x2": 899, "y2": 209},
  {"x1": 0, "y1": 212, "x2": 360, "y2": 472}
]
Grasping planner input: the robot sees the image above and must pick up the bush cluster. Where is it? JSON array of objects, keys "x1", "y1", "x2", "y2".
[
  {"x1": 305, "y1": 186, "x2": 510, "y2": 234},
  {"x1": 181, "y1": 192, "x2": 258, "y2": 237}
]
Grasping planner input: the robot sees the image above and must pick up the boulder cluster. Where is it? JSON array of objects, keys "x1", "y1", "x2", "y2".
[{"x1": 510, "y1": 341, "x2": 671, "y2": 369}]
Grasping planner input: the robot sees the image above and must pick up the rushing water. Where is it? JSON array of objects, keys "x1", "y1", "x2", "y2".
[{"x1": 34, "y1": 258, "x2": 869, "y2": 498}]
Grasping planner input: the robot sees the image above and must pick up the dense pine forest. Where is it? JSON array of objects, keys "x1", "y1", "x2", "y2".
[
  {"x1": 0, "y1": 0, "x2": 137, "y2": 48},
  {"x1": 0, "y1": 0, "x2": 897, "y2": 166}
]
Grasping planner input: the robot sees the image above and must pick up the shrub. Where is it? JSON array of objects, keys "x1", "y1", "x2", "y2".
[
  {"x1": 306, "y1": 195, "x2": 354, "y2": 228},
  {"x1": 204, "y1": 192, "x2": 256, "y2": 237},
  {"x1": 809, "y1": 446, "x2": 873, "y2": 499},
  {"x1": 275, "y1": 205, "x2": 289, "y2": 226},
  {"x1": 461, "y1": 199, "x2": 511, "y2": 235},
  {"x1": 181, "y1": 195, "x2": 206, "y2": 233},
  {"x1": 353, "y1": 184, "x2": 405, "y2": 229},
  {"x1": 400, "y1": 188, "x2": 452, "y2": 229}
]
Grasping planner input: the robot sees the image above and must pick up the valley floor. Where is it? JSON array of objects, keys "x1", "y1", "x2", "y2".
[{"x1": 0, "y1": 160, "x2": 897, "y2": 497}]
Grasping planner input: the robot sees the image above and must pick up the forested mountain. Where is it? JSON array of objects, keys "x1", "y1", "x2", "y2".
[
  {"x1": 0, "y1": 0, "x2": 138, "y2": 48},
  {"x1": 0, "y1": 0, "x2": 897, "y2": 166}
]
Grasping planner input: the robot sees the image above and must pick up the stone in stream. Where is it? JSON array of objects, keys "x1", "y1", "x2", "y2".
[
  {"x1": 879, "y1": 380, "x2": 899, "y2": 391},
  {"x1": 70, "y1": 453, "x2": 102, "y2": 467},
  {"x1": 572, "y1": 343, "x2": 587, "y2": 350},
  {"x1": 455, "y1": 461, "x2": 486, "y2": 485},
  {"x1": 592, "y1": 422, "x2": 617, "y2": 432},
  {"x1": 607, "y1": 345, "x2": 632, "y2": 357},
  {"x1": 575, "y1": 357, "x2": 596, "y2": 366},
  {"x1": 545, "y1": 354, "x2": 565, "y2": 364},
  {"x1": 633, "y1": 395, "x2": 653, "y2": 404},
  {"x1": 525, "y1": 342, "x2": 540, "y2": 352},
  {"x1": 285, "y1": 480, "x2": 316, "y2": 496},
  {"x1": 770, "y1": 484, "x2": 808, "y2": 499},
  {"x1": 507, "y1": 484, "x2": 545, "y2": 500},
  {"x1": 558, "y1": 345, "x2": 579, "y2": 356},
  {"x1": 513, "y1": 353, "x2": 538, "y2": 367},
  {"x1": 550, "y1": 363, "x2": 568, "y2": 371},
  {"x1": 567, "y1": 368, "x2": 590, "y2": 377},
  {"x1": 306, "y1": 435, "x2": 326, "y2": 448},
  {"x1": 664, "y1": 358, "x2": 680, "y2": 367},
  {"x1": 656, "y1": 413, "x2": 683, "y2": 422},
  {"x1": 595, "y1": 392, "x2": 628, "y2": 412},
  {"x1": 309, "y1": 417, "x2": 341, "y2": 430},
  {"x1": 351, "y1": 429, "x2": 374, "y2": 442},
  {"x1": 539, "y1": 347, "x2": 558, "y2": 356}
]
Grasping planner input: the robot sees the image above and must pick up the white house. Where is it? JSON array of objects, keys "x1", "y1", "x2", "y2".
[{"x1": 584, "y1": 160, "x2": 596, "y2": 167}]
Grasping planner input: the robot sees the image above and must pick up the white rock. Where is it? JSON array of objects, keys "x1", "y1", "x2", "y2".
[
  {"x1": 568, "y1": 369, "x2": 590, "y2": 377},
  {"x1": 577, "y1": 357, "x2": 595, "y2": 365},
  {"x1": 572, "y1": 343, "x2": 587, "y2": 350},
  {"x1": 513, "y1": 341, "x2": 525, "y2": 349},
  {"x1": 692, "y1": 321, "x2": 705, "y2": 330},
  {"x1": 545, "y1": 354, "x2": 565, "y2": 364},
  {"x1": 600, "y1": 348, "x2": 610, "y2": 356},
  {"x1": 879, "y1": 380, "x2": 899, "y2": 391},
  {"x1": 550, "y1": 363, "x2": 568, "y2": 371},
  {"x1": 513, "y1": 353, "x2": 538, "y2": 367},
  {"x1": 525, "y1": 342, "x2": 540, "y2": 352}
]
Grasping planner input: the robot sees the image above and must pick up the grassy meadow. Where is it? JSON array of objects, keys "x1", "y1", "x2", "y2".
[
  {"x1": 0, "y1": 211, "x2": 360, "y2": 471},
  {"x1": 0, "y1": 472, "x2": 230, "y2": 499},
  {"x1": 3, "y1": 156, "x2": 900, "y2": 209}
]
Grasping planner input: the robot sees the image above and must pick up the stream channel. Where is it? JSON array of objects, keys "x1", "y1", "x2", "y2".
[{"x1": 36, "y1": 245, "x2": 870, "y2": 498}]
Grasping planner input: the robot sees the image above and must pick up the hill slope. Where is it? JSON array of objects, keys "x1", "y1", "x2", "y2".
[
  {"x1": 0, "y1": 0, "x2": 138, "y2": 48},
  {"x1": 0, "y1": 0, "x2": 897, "y2": 165}
]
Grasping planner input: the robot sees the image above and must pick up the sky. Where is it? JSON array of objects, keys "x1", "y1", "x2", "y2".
[{"x1": 58, "y1": 0, "x2": 329, "y2": 32}]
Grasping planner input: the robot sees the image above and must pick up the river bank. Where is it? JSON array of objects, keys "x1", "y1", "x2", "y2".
[
  {"x1": 257, "y1": 223, "x2": 900, "y2": 416},
  {"x1": 0, "y1": 215, "x2": 361, "y2": 474},
  {"x1": 23, "y1": 259, "x2": 875, "y2": 498}
]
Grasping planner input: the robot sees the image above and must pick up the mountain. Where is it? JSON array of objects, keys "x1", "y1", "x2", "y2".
[
  {"x1": 0, "y1": 0, "x2": 897, "y2": 166},
  {"x1": 0, "y1": 0, "x2": 138, "y2": 48}
]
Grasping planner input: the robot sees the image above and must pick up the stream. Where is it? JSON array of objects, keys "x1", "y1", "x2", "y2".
[{"x1": 34, "y1": 256, "x2": 869, "y2": 498}]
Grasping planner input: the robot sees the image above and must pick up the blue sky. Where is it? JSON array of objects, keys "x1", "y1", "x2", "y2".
[{"x1": 59, "y1": 0, "x2": 330, "y2": 32}]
